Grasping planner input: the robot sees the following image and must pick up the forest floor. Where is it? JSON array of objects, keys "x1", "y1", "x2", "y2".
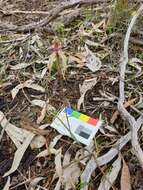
[{"x1": 0, "y1": 0, "x2": 143, "y2": 190}]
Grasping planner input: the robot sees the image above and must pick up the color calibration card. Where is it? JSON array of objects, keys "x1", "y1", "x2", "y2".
[{"x1": 51, "y1": 107, "x2": 102, "y2": 145}]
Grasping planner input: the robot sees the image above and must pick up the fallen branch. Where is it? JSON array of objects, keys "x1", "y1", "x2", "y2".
[
  {"x1": 0, "y1": 0, "x2": 108, "y2": 32},
  {"x1": 118, "y1": 4, "x2": 143, "y2": 168}
]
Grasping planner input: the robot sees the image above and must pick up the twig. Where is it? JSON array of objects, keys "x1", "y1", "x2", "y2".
[
  {"x1": 118, "y1": 4, "x2": 143, "y2": 168},
  {"x1": 0, "y1": 0, "x2": 108, "y2": 32},
  {"x1": 0, "y1": 10, "x2": 50, "y2": 15}
]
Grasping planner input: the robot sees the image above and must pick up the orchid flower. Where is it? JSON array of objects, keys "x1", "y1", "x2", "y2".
[{"x1": 48, "y1": 37, "x2": 67, "y2": 79}]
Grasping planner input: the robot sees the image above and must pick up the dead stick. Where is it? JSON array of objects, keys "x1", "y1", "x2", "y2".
[
  {"x1": 1, "y1": 10, "x2": 50, "y2": 15},
  {"x1": 0, "y1": 0, "x2": 109, "y2": 32},
  {"x1": 118, "y1": 4, "x2": 143, "y2": 168}
]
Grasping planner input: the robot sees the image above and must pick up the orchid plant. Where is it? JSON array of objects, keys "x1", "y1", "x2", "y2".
[{"x1": 48, "y1": 37, "x2": 67, "y2": 79}]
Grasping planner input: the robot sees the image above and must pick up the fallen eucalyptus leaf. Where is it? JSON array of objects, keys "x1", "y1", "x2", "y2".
[
  {"x1": 78, "y1": 78, "x2": 97, "y2": 110},
  {"x1": 36, "y1": 102, "x2": 47, "y2": 124},
  {"x1": 55, "y1": 149, "x2": 63, "y2": 179},
  {"x1": 98, "y1": 155, "x2": 121, "y2": 190},
  {"x1": 85, "y1": 39, "x2": 104, "y2": 48},
  {"x1": 36, "y1": 135, "x2": 62, "y2": 158},
  {"x1": 54, "y1": 150, "x2": 81, "y2": 190},
  {"x1": 0, "y1": 111, "x2": 29, "y2": 148},
  {"x1": 85, "y1": 45, "x2": 102, "y2": 72},
  {"x1": 63, "y1": 151, "x2": 81, "y2": 190},
  {"x1": 120, "y1": 158, "x2": 131, "y2": 190},
  {"x1": 40, "y1": 67, "x2": 48, "y2": 79},
  {"x1": 31, "y1": 99, "x2": 46, "y2": 108},
  {"x1": 0, "y1": 111, "x2": 46, "y2": 177},
  {"x1": 11, "y1": 80, "x2": 45, "y2": 99},
  {"x1": 29, "y1": 177, "x2": 45, "y2": 190},
  {"x1": 10, "y1": 63, "x2": 32, "y2": 70},
  {"x1": 104, "y1": 125, "x2": 118, "y2": 133},
  {"x1": 81, "y1": 132, "x2": 131, "y2": 190},
  {"x1": 31, "y1": 99, "x2": 56, "y2": 122},
  {"x1": 30, "y1": 135, "x2": 46, "y2": 149},
  {"x1": 129, "y1": 57, "x2": 143, "y2": 75},
  {"x1": 50, "y1": 134, "x2": 62, "y2": 148},
  {"x1": 54, "y1": 180, "x2": 61, "y2": 190},
  {"x1": 4, "y1": 132, "x2": 35, "y2": 177}
]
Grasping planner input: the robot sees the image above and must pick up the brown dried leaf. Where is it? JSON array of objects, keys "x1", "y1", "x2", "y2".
[
  {"x1": 68, "y1": 55, "x2": 85, "y2": 67},
  {"x1": 120, "y1": 158, "x2": 131, "y2": 190},
  {"x1": 36, "y1": 102, "x2": 47, "y2": 124},
  {"x1": 20, "y1": 116, "x2": 49, "y2": 136}
]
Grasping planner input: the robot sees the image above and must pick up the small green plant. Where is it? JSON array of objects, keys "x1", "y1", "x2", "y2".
[
  {"x1": 76, "y1": 181, "x2": 90, "y2": 190},
  {"x1": 138, "y1": 53, "x2": 143, "y2": 60},
  {"x1": 54, "y1": 22, "x2": 65, "y2": 35},
  {"x1": 106, "y1": 26, "x2": 114, "y2": 34},
  {"x1": 107, "y1": 0, "x2": 133, "y2": 32}
]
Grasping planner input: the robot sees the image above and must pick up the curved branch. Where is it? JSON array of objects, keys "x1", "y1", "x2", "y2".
[
  {"x1": 119, "y1": 5, "x2": 143, "y2": 103},
  {"x1": 118, "y1": 4, "x2": 143, "y2": 168}
]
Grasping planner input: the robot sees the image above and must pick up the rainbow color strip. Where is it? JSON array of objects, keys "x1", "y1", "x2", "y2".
[{"x1": 64, "y1": 107, "x2": 98, "y2": 126}]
